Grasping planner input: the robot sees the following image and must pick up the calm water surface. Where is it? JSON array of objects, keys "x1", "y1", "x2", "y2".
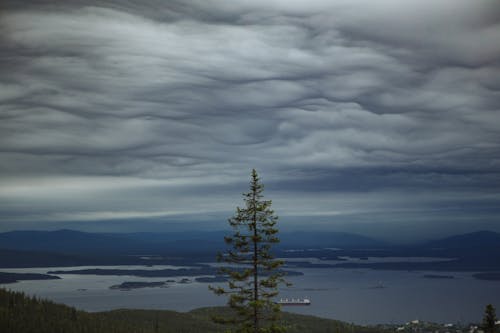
[{"x1": 1, "y1": 265, "x2": 499, "y2": 325}]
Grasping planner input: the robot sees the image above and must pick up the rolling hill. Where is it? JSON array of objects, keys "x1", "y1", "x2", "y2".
[{"x1": 0, "y1": 288, "x2": 389, "y2": 333}]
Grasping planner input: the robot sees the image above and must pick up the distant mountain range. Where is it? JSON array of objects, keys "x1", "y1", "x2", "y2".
[
  {"x1": 0, "y1": 229, "x2": 385, "y2": 255},
  {"x1": 0, "y1": 229, "x2": 139, "y2": 254},
  {"x1": 424, "y1": 230, "x2": 500, "y2": 249},
  {"x1": 1, "y1": 229, "x2": 499, "y2": 269}
]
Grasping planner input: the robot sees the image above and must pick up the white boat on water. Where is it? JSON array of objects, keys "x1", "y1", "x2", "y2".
[{"x1": 276, "y1": 297, "x2": 311, "y2": 306}]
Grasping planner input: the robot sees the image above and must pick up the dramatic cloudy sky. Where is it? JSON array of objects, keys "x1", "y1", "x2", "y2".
[{"x1": 1, "y1": 0, "x2": 499, "y2": 240}]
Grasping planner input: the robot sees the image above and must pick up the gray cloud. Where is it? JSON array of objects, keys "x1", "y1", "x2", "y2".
[{"x1": 1, "y1": 0, "x2": 499, "y2": 239}]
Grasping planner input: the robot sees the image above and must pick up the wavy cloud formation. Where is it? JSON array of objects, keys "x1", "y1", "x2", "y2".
[{"x1": 1, "y1": 0, "x2": 499, "y2": 239}]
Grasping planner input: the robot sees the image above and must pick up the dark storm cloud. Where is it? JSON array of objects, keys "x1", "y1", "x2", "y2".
[{"x1": 0, "y1": 0, "x2": 499, "y2": 238}]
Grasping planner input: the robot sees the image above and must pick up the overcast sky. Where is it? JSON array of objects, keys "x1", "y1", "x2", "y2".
[{"x1": 1, "y1": 0, "x2": 499, "y2": 241}]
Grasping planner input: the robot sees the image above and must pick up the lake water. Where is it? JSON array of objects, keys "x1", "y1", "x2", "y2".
[{"x1": 1, "y1": 264, "x2": 499, "y2": 325}]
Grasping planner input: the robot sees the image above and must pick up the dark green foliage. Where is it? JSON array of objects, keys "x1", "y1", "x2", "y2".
[
  {"x1": 210, "y1": 169, "x2": 288, "y2": 332},
  {"x1": 482, "y1": 304, "x2": 498, "y2": 333},
  {"x1": 0, "y1": 288, "x2": 389, "y2": 333},
  {"x1": 191, "y1": 307, "x2": 391, "y2": 333},
  {"x1": 0, "y1": 288, "x2": 222, "y2": 333}
]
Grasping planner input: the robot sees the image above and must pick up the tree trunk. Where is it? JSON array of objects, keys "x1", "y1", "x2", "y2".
[{"x1": 252, "y1": 178, "x2": 259, "y2": 333}]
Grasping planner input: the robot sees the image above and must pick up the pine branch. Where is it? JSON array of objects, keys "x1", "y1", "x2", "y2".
[{"x1": 209, "y1": 170, "x2": 289, "y2": 332}]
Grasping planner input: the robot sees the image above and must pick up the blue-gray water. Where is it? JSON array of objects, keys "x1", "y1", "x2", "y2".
[{"x1": 1, "y1": 264, "x2": 499, "y2": 325}]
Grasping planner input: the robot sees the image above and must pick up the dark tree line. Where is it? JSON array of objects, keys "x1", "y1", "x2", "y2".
[
  {"x1": 0, "y1": 288, "x2": 219, "y2": 333},
  {"x1": 0, "y1": 288, "x2": 391, "y2": 333}
]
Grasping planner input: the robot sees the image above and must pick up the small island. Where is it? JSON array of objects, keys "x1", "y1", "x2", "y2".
[
  {"x1": 48, "y1": 267, "x2": 303, "y2": 278},
  {"x1": 422, "y1": 274, "x2": 454, "y2": 279},
  {"x1": 195, "y1": 276, "x2": 227, "y2": 283},
  {"x1": 109, "y1": 278, "x2": 199, "y2": 290},
  {"x1": 110, "y1": 281, "x2": 168, "y2": 290},
  {"x1": 0, "y1": 272, "x2": 61, "y2": 284}
]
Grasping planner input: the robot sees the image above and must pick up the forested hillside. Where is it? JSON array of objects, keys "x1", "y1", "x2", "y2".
[{"x1": 0, "y1": 288, "x2": 388, "y2": 333}]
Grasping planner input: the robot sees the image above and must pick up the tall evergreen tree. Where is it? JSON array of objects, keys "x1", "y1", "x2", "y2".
[
  {"x1": 210, "y1": 169, "x2": 288, "y2": 333},
  {"x1": 482, "y1": 304, "x2": 498, "y2": 333}
]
